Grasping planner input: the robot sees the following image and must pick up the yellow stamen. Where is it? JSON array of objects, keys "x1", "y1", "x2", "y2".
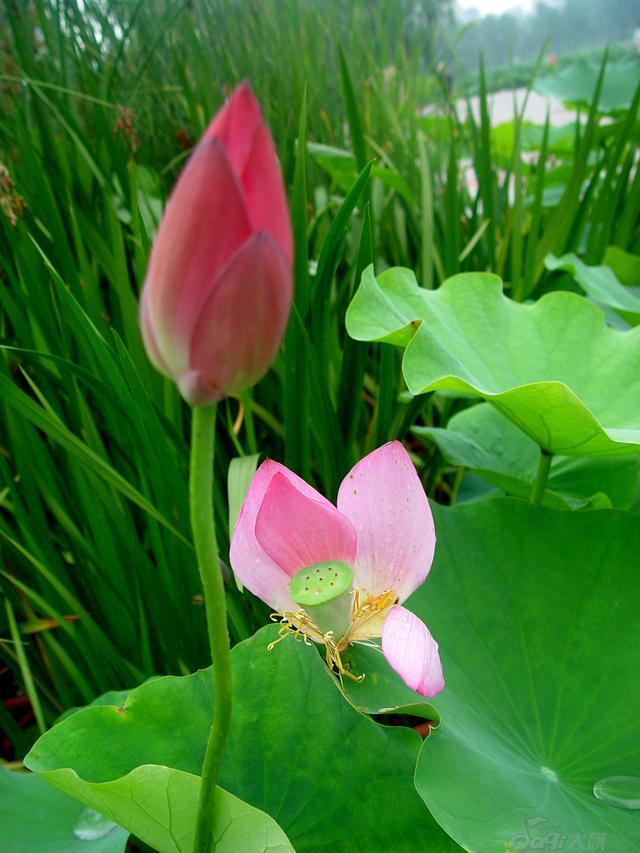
[
  {"x1": 267, "y1": 587, "x2": 397, "y2": 682},
  {"x1": 324, "y1": 638, "x2": 365, "y2": 683},
  {"x1": 349, "y1": 587, "x2": 396, "y2": 630},
  {"x1": 267, "y1": 609, "x2": 323, "y2": 649}
]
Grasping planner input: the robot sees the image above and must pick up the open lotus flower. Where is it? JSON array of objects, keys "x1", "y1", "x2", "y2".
[
  {"x1": 140, "y1": 83, "x2": 292, "y2": 405},
  {"x1": 230, "y1": 441, "x2": 444, "y2": 697}
]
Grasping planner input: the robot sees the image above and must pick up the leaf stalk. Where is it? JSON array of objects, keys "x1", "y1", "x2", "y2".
[{"x1": 531, "y1": 449, "x2": 552, "y2": 506}]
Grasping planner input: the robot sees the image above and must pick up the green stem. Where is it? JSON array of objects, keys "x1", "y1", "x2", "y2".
[
  {"x1": 190, "y1": 404, "x2": 232, "y2": 853},
  {"x1": 241, "y1": 391, "x2": 258, "y2": 455},
  {"x1": 530, "y1": 449, "x2": 552, "y2": 506},
  {"x1": 449, "y1": 466, "x2": 465, "y2": 505}
]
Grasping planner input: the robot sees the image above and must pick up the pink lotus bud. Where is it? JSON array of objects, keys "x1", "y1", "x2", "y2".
[{"x1": 140, "y1": 83, "x2": 293, "y2": 405}]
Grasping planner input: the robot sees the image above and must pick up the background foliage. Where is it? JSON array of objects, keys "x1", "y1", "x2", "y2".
[
  {"x1": 0, "y1": 0, "x2": 638, "y2": 784},
  {"x1": 456, "y1": 0, "x2": 638, "y2": 72}
]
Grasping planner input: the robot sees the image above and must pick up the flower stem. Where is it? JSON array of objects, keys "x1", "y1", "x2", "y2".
[
  {"x1": 190, "y1": 404, "x2": 232, "y2": 853},
  {"x1": 530, "y1": 449, "x2": 552, "y2": 506}
]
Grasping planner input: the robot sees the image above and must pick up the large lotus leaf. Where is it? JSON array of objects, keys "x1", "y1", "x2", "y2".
[
  {"x1": 346, "y1": 265, "x2": 640, "y2": 456},
  {"x1": 546, "y1": 253, "x2": 640, "y2": 326},
  {"x1": 491, "y1": 119, "x2": 617, "y2": 163},
  {"x1": 604, "y1": 246, "x2": 640, "y2": 286},
  {"x1": 18, "y1": 764, "x2": 291, "y2": 853},
  {"x1": 410, "y1": 499, "x2": 640, "y2": 851},
  {"x1": 534, "y1": 57, "x2": 640, "y2": 112},
  {"x1": 57, "y1": 686, "x2": 138, "y2": 724},
  {"x1": 26, "y1": 625, "x2": 455, "y2": 852},
  {"x1": 491, "y1": 121, "x2": 577, "y2": 162},
  {"x1": 307, "y1": 142, "x2": 412, "y2": 202},
  {"x1": 415, "y1": 402, "x2": 638, "y2": 510},
  {"x1": 340, "y1": 643, "x2": 441, "y2": 720},
  {"x1": 0, "y1": 767, "x2": 128, "y2": 852}
]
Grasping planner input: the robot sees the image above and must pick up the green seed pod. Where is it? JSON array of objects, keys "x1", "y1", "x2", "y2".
[{"x1": 289, "y1": 561, "x2": 354, "y2": 637}]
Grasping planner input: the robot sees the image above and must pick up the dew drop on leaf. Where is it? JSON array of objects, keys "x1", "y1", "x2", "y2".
[
  {"x1": 540, "y1": 765, "x2": 558, "y2": 783},
  {"x1": 593, "y1": 776, "x2": 640, "y2": 810},
  {"x1": 73, "y1": 807, "x2": 120, "y2": 840}
]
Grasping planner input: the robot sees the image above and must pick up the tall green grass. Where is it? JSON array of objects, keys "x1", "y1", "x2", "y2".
[{"x1": 1, "y1": 0, "x2": 638, "y2": 755}]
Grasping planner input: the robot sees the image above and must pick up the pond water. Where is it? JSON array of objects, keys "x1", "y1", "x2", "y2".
[{"x1": 456, "y1": 87, "x2": 577, "y2": 126}]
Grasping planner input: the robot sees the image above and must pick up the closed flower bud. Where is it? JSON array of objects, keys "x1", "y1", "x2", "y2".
[{"x1": 140, "y1": 83, "x2": 292, "y2": 405}]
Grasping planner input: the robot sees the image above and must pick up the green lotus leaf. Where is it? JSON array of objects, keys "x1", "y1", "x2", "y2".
[
  {"x1": 415, "y1": 402, "x2": 638, "y2": 509},
  {"x1": 0, "y1": 767, "x2": 128, "y2": 852},
  {"x1": 21, "y1": 764, "x2": 291, "y2": 853},
  {"x1": 410, "y1": 499, "x2": 640, "y2": 852},
  {"x1": 603, "y1": 246, "x2": 640, "y2": 286},
  {"x1": 26, "y1": 625, "x2": 455, "y2": 852},
  {"x1": 491, "y1": 120, "x2": 576, "y2": 162},
  {"x1": 534, "y1": 57, "x2": 640, "y2": 112},
  {"x1": 346, "y1": 265, "x2": 640, "y2": 456},
  {"x1": 491, "y1": 119, "x2": 618, "y2": 164},
  {"x1": 307, "y1": 142, "x2": 413, "y2": 202},
  {"x1": 56, "y1": 686, "x2": 139, "y2": 724},
  {"x1": 546, "y1": 253, "x2": 640, "y2": 326},
  {"x1": 340, "y1": 643, "x2": 441, "y2": 720}
]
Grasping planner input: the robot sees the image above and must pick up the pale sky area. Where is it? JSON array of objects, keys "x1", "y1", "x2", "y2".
[{"x1": 457, "y1": 0, "x2": 536, "y2": 14}]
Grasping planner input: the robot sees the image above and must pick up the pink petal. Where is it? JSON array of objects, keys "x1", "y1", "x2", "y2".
[
  {"x1": 229, "y1": 460, "x2": 300, "y2": 612},
  {"x1": 204, "y1": 83, "x2": 262, "y2": 177},
  {"x1": 205, "y1": 83, "x2": 292, "y2": 264},
  {"x1": 382, "y1": 605, "x2": 444, "y2": 697},
  {"x1": 240, "y1": 121, "x2": 292, "y2": 264},
  {"x1": 255, "y1": 473, "x2": 357, "y2": 576},
  {"x1": 142, "y1": 140, "x2": 252, "y2": 375},
  {"x1": 139, "y1": 287, "x2": 170, "y2": 376},
  {"x1": 230, "y1": 460, "x2": 348, "y2": 612},
  {"x1": 337, "y1": 441, "x2": 435, "y2": 602},
  {"x1": 184, "y1": 232, "x2": 291, "y2": 403}
]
